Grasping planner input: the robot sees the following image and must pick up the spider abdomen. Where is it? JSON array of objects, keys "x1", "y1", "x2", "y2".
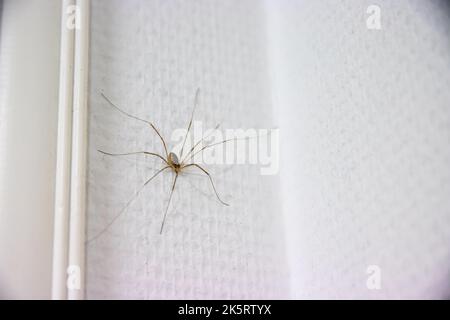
[{"x1": 168, "y1": 152, "x2": 181, "y2": 170}]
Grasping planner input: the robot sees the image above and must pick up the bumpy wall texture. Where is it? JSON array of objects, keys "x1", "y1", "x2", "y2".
[
  {"x1": 87, "y1": 0, "x2": 288, "y2": 299},
  {"x1": 87, "y1": 0, "x2": 450, "y2": 299}
]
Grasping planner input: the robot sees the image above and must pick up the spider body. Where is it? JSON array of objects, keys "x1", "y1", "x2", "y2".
[{"x1": 168, "y1": 152, "x2": 181, "y2": 173}]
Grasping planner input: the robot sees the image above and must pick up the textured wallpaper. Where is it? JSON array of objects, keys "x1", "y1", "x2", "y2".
[
  {"x1": 86, "y1": 0, "x2": 288, "y2": 299},
  {"x1": 267, "y1": 0, "x2": 450, "y2": 299},
  {"x1": 86, "y1": 0, "x2": 450, "y2": 299}
]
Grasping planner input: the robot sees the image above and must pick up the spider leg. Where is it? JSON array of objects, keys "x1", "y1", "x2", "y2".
[
  {"x1": 182, "y1": 163, "x2": 229, "y2": 206},
  {"x1": 186, "y1": 137, "x2": 248, "y2": 163},
  {"x1": 185, "y1": 133, "x2": 267, "y2": 163},
  {"x1": 86, "y1": 165, "x2": 171, "y2": 245},
  {"x1": 98, "y1": 150, "x2": 169, "y2": 165},
  {"x1": 180, "y1": 88, "x2": 200, "y2": 159},
  {"x1": 160, "y1": 172, "x2": 179, "y2": 234},
  {"x1": 100, "y1": 92, "x2": 169, "y2": 158},
  {"x1": 180, "y1": 123, "x2": 220, "y2": 165}
]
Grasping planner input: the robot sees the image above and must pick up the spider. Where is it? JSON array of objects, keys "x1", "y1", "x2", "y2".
[{"x1": 87, "y1": 88, "x2": 231, "y2": 243}]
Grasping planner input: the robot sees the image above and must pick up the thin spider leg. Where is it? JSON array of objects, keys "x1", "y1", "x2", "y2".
[
  {"x1": 187, "y1": 133, "x2": 266, "y2": 161},
  {"x1": 86, "y1": 165, "x2": 171, "y2": 245},
  {"x1": 180, "y1": 88, "x2": 200, "y2": 159},
  {"x1": 182, "y1": 163, "x2": 229, "y2": 206},
  {"x1": 180, "y1": 123, "x2": 220, "y2": 165},
  {"x1": 187, "y1": 137, "x2": 246, "y2": 161},
  {"x1": 98, "y1": 150, "x2": 169, "y2": 165},
  {"x1": 160, "y1": 172, "x2": 179, "y2": 234},
  {"x1": 101, "y1": 92, "x2": 169, "y2": 157}
]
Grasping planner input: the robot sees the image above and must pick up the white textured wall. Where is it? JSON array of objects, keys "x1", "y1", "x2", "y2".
[
  {"x1": 267, "y1": 0, "x2": 450, "y2": 299},
  {"x1": 86, "y1": 0, "x2": 450, "y2": 299},
  {"x1": 86, "y1": 0, "x2": 288, "y2": 299}
]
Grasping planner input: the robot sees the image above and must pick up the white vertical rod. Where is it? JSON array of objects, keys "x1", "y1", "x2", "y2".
[
  {"x1": 68, "y1": 0, "x2": 90, "y2": 300},
  {"x1": 51, "y1": 0, "x2": 76, "y2": 300}
]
